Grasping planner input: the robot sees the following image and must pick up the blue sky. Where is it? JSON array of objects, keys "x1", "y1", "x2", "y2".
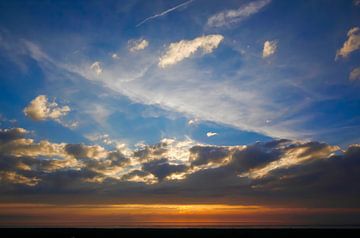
[
  {"x1": 1, "y1": 0, "x2": 360, "y2": 225},
  {"x1": 0, "y1": 0, "x2": 359, "y2": 148}
]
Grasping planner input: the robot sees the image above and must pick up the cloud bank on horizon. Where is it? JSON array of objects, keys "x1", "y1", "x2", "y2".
[{"x1": 1, "y1": 126, "x2": 359, "y2": 209}]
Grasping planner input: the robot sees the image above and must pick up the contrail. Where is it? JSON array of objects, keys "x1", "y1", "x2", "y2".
[{"x1": 136, "y1": 0, "x2": 194, "y2": 27}]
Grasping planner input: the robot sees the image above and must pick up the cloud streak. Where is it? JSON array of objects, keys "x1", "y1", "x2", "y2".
[
  {"x1": 136, "y1": 0, "x2": 194, "y2": 27},
  {"x1": 206, "y1": 0, "x2": 271, "y2": 28}
]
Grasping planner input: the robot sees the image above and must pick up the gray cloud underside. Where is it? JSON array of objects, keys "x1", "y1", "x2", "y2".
[{"x1": 0, "y1": 128, "x2": 359, "y2": 207}]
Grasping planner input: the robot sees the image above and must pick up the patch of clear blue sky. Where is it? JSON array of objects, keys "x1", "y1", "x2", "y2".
[{"x1": 0, "y1": 0, "x2": 359, "y2": 147}]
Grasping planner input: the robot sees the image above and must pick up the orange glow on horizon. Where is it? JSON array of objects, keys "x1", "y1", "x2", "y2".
[{"x1": 1, "y1": 203, "x2": 360, "y2": 227}]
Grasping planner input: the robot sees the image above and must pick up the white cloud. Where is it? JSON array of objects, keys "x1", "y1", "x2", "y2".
[
  {"x1": 66, "y1": 51, "x2": 302, "y2": 138},
  {"x1": 23, "y1": 95, "x2": 70, "y2": 121},
  {"x1": 85, "y1": 133, "x2": 128, "y2": 151},
  {"x1": 90, "y1": 61, "x2": 103, "y2": 75},
  {"x1": 350, "y1": 67, "x2": 360, "y2": 81},
  {"x1": 206, "y1": 0, "x2": 271, "y2": 28},
  {"x1": 58, "y1": 120, "x2": 79, "y2": 129},
  {"x1": 188, "y1": 118, "x2": 199, "y2": 125},
  {"x1": 206, "y1": 132, "x2": 218, "y2": 137},
  {"x1": 111, "y1": 53, "x2": 119, "y2": 59},
  {"x1": 336, "y1": 27, "x2": 360, "y2": 59},
  {"x1": 128, "y1": 38, "x2": 149, "y2": 52},
  {"x1": 18, "y1": 38, "x2": 309, "y2": 139},
  {"x1": 158, "y1": 34, "x2": 224, "y2": 68},
  {"x1": 262, "y1": 40, "x2": 277, "y2": 58}
]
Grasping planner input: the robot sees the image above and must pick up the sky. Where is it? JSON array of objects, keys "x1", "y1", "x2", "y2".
[{"x1": 0, "y1": 0, "x2": 360, "y2": 227}]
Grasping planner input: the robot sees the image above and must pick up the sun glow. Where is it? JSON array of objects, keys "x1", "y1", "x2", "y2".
[{"x1": 1, "y1": 203, "x2": 359, "y2": 227}]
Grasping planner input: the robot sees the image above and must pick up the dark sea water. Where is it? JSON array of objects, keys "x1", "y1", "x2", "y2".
[{"x1": 1, "y1": 227, "x2": 359, "y2": 238}]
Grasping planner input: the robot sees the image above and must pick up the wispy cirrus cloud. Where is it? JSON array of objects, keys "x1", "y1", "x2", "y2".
[
  {"x1": 5, "y1": 32, "x2": 318, "y2": 139},
  {"x1": 206, "y1": 0, "x2": 271, "y2": 28},
  {"x1": 0, "y1": 30, "x2": 332, "y2": 141},
  {"x1": 158, "y1": 34, "x2": 224, "y2": 68},
  {"x1": 19, "y1": 37, "x2": 303, "y2": 139},
  {"x1": 136, "y1": 0, "x2": 194, "y2": 27},
  {"x1": 90, "y1": 61, "x2": 103, "y2": 75}
]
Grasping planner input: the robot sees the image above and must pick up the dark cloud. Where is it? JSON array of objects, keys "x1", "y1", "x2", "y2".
[
  {"x1": 132, "y1": 141, "x2": 169, "y2": 162},
  {"x1": 229, "y1": 142, "x2": 280, "y2": 172},
  {"x1": 0, "y1": 128, "x2": 28, "y2": 143},
  {"x1": 190, "y1": 145, "x2": 230, "y2": 166},
  {"x1": 142, "y1": 158, "x2": 188, "y2": 181},
  {"x1": 0, "y1": 127, "x2": 360, "y2": 208}
]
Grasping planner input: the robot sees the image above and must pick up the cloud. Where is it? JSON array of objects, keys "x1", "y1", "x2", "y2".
[
  {"x1": 142, "y1": 158, "x2": 188, "y2": 181},
  {"x1": 111, "y1": 53, "x2": 119, "y2": 60},
  {"x1": 128, "y1": 38, "x2": 149, "y2": 52},
  {"x1": 65, "y1": 144, "x2": 108, "y2": 160},
  {"x1": 350, "y1": 66, "x2": 360, "y2": 81},
  {"x1": 262, "y1": 40, "x2": 278, "y2": 58},
  {"x1": 58, "y1": 120, "x2": 79, "y2": 129},
  {"x1": 77, "y1": 55, "x2": 301, "y2": 138},
  {"x1": 23, "y1": 95, "x2": 70, "y2": 121},
  {"x1": 158, "y1": 34, "x2": 224, "y2": 68},
  {"x1": 121, "y1": 170, "x2": 158, "y2": 184},
  {"x1": 0, "y1": 127, "x2": 130, "y2": 184},
  {"x1": 5, "y1": 37, "x2": 309, "y2": 139},
  {"x1": 0, "y1": 128, "x2": 79, "y2": 176},
  {"x1": 133, "y1": 138, "x2": 194, "y2": 163},
  {"x1": 336, "y1": 27, "x2": 360, "y2": 59},
  {"x1": 90, "y1": 61, "x2": 103, "y2": 75},
  {"x1": 1, "y1": 127, "x2": 360, "y2": 207},
  {"x1": 0, "y1": 171, "x2": 40, "y2": 186},
  {"x1": 354, "y1": 0, "x2": 360, "y2": 6},
  {"x1": 206, "y1": 132, "x2": 218, "y2": 137},
  {"x1": 239, "y1": 141, "x2": 340, "y2": 179},
  {"x1": 85, "y1": 133, "x2": 125, "y2": 148},
  {"x1": 136, "y1": 0, "x2": 194, "y2": 27},
  {"x1": 187, "y1": 118, "x2": 200, "y2": 126},
  {"x1": 0, "y1": 128, "x2": 28, "y2": 142},
  {"x1": 206, "y1": 0, "x2": 271, "y2": 28},
  {"x1": 187, "y1": 119, "x2": 198, "y2": 125},
  {"x1": 189, "y1": 145, "x2": 237, "y2": 167}
]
